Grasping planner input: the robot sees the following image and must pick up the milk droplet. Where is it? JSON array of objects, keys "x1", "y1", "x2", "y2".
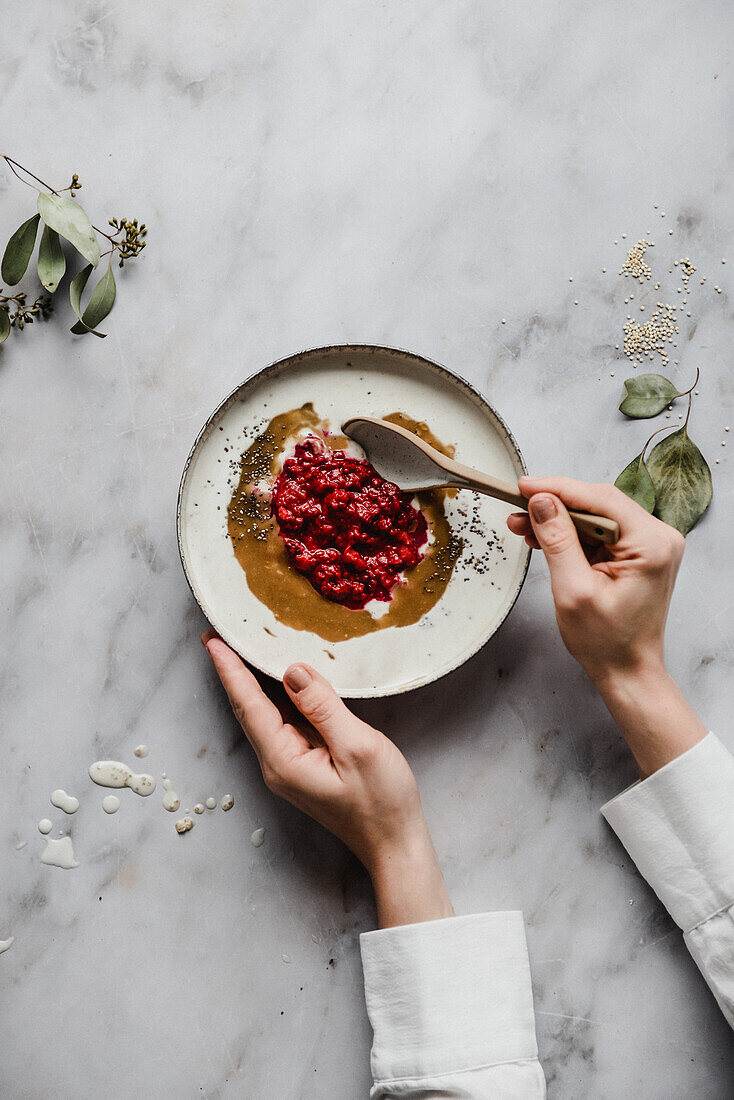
[
  {"x1": 38, "y1": 819, "x2": 53, "y2": 835},
  {"x1": 205, "y1": 797, "x2": 216, "y2": 810},
  {"x1": 175, "y1": 816, "x2": 194, "y2": 834},
  {"x1": 162, "y1": 778, "x2": 180, "y2": 812},
  {"x1": 51, "y1": 789, "x2": 79, "y2": 814},
  {"x1": 15, "y1": 840, "x2": 27, "y2": 850},
  {"x1": 281, "y1": 953, "x2": 291, "y2": 964},
  {"x1": 194, "y1": 804, "x2": 205, "y2": 814},
  {"x1": 102, "y1": 795, "x2": 120, "y2": 815},
  {"x1": 89, "y1": 760, "x2": 156, "y2": 797},
  {"x1": 221, "y1": 794, "x2": 234, "y2": 812},
  {"x1": 133, "y1": 745, "x2": 149, "y2": 758},
  {"x1": 250, "y1": 828, "x2": 265, "y2": 847},
  {"x1": 0, "y1": 937, "x2": 14, "y2": 955},
  {"x1": 41, "y1": 835, "x2": 79, "y2": 869}
]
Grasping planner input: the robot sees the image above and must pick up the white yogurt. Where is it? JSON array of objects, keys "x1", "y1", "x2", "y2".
[
  {"x1": 194, "y1": 804, "x2": 205, "y2": 814},
  {"x1": 89, "y1": 760, "x2": 156, "y2": 796},
  {"x1": 102, "y1": 795, "x2": 120, "y2": 815},
  {"x1": 133, "y1": 745, "x2": 149, "y2": 758},
  {"x1": 250, "y1": 827, "x2": 266, "y2": 847},
  {"x1": 51, "y1": 789, "x2": 79, "y2": 814},
  {"x1": 41, "y1": 835, "x2": 79, "y2": 869},
  {"x1": 38, "y1": 819, "x2": 53, "y2": 835},
  {"x1": 0, "y1": 937, "x2": 14, "y2": 955},
  {"x1": 221, "y1": 794, "x2": 234, "y2": 812},
  {"x1": 15, "y1": 840, "x2": 27, "y2": 850},
  {"x1": 205, "y1": 797, "x2": 216, "y2": 809},
  {"x1": 162, "y1": 779, "x2": 180, "y2": 812},
  {"x1": 175, "y1": 816, "x2": 194, "y2": 834}
]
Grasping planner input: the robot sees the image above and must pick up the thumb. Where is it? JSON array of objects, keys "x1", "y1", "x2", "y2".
[
  {"x1": 283, "y1": 663, "x2": 366, "y2": 752},
  {"x1": 527, "y1": 493, "x2": 591, "y2": 594}
]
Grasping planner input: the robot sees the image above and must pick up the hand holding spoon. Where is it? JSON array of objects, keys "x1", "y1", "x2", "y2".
[{"x1": 342, "y1": 416, "x2": 620, "y2": 546}]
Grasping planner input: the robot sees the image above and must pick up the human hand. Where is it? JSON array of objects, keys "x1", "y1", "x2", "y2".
[
  {"x1": 507, "y1": 478, "x2": 706, "y2": 776},
  {"x1": 507, "y1": 477, "x2": 685, "y2": 687},
  {"x1": 202, "y1": 631, "x2": 453, "y2": 927}
]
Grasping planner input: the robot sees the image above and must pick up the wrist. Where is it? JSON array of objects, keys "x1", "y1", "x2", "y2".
[
  {"x1": 590, "y1": 659, "x2": 707, "y2": 779},
  {"x1": 367, "y1": 824, "x2": 454, "y2": 929},
  {"x1": 590, "y1": 653, "x2": 669, "y2": 703}
]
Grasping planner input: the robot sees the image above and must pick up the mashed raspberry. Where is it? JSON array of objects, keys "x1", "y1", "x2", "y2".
[{"x1": 271, "y1": 438, "x2": 428, "y2": 609}]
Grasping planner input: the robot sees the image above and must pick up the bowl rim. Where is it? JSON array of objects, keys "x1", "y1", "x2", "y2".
[{"x1": 176, "y1": 343, "x2": 531, "y2": 697}]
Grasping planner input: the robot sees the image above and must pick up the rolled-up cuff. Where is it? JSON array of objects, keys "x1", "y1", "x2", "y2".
[
  {"x1": 601, "y1": 732, "x2": 734, "y2": 932},
  {"x1": 360, "y1": 911, "x2": 538, "y2": 1084}
]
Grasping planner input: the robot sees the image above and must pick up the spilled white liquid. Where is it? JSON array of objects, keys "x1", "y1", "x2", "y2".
[
  {"x1": 41, "y1": 835, "x2": 79, "y2": 869},
  {"x1": 102, "y1": 795, "x2": 120, "y2": 814},
  {"x1": 0, "y1": 937, "x2": 14, "y2": 955},
  {"x1": 38, "y1": 819, "x2": 53, "y2": 835},
  {"x1": 250, "y1": 828, "x2": 265, "y2": 847},
  {"x1": 175, "y1": 816, "x2": 194, "y2": 834},
  {"x1": 133, "y1": 745, "x2": 149, "y2": 758},
  {"x1": 51, "y1": 789, "x2": 79, "y2": 814},
  {"x1": 15, "y1": 840, "x2": 27, "y2": 850},
  {"x1": 162, "y1": 779, "x2": 180, "y2": 812},
  {"x1": 89, "y1": 761, "x2": 156, "y2": 797},
  {"x1": 205, "y1": 797, "x2": 216, "y2": 809},
  {"x1": 194, "y1": 804, "x2": 204, "y2": 814},
  {"x1": 221, "y1": 794, "x2": 234, "y2": 811}
]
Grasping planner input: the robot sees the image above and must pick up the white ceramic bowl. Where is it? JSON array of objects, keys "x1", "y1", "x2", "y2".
[{"x1": 177, "y1": 345, "x2": 530, "y2": 697}]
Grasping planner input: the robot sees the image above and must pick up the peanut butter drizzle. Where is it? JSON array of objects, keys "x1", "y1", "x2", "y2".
[{"x1": 227, "y1": 404, "x2": 462, "y2": 643}]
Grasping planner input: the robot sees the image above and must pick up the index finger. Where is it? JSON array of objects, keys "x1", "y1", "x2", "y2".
[
  {"x1": 519, "y1": 476, "x2": 649, "y2": 531},
  {"x1": 202, "y1": 633, "x2": 292, "y2": 759}
]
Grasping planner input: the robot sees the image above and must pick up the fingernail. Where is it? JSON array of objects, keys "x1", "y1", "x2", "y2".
[
  {"x1": 284, "y1": 665, "x2": 311, "y2": 693},
  {"x1": 529, "y1": 494, "x2": 557, "y2": 524}
]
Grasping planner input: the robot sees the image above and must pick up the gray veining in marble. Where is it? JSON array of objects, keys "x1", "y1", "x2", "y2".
[{"x1": 2, "y1": 2, "x2": 733, "y2": 1097}]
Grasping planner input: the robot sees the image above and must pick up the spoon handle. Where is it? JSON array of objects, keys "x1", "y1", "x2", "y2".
[{"x1": 446, "y1": 467, "x2": 620, "y2": 546}]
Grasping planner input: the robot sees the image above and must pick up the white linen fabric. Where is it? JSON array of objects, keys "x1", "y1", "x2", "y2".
[
  {"x1": 360, "y1": 733, "x2": 734, "y2": 1097},
  {"x1": 601, "y1": 732, "x2": 734, "y2": 1028}
]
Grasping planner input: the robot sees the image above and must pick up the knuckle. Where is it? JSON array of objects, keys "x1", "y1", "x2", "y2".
[
  {"x1": 303, "y1": 690, "x2": 339, "y2": 729},
  {"x1": 261, "y1": 761, "x2": 285, "y2": 795},
  {"x1": 556, "y1": 583, "x2": 595, "y2": 614},
  {"x1": 543, "y1": 527, "x2": 578, "y2": 556}
]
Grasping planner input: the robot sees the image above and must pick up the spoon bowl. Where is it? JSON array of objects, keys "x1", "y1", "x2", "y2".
[{"x1": 342, "y1": 415, "x2": 620, "y2": 545}]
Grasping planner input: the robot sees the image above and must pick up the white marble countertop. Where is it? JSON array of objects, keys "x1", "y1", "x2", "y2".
[{"x1": 2, "y1": 3, "x2": 733, "y2": 1096}]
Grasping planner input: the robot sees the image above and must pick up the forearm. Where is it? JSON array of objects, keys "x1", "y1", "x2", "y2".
[
  {"x1": 593, "y1": 660, "x2": 707, "y2": 779},
  {"x1": 367, "y1": 825, "x2": 454, "y2": 929}
]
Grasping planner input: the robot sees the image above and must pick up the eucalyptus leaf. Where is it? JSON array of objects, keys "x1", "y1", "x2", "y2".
[
  {"x1": 614, "y1": 452, "x2": 656, "y2": 513},
  {"x1": 37, "y1": 225, "x2": 66, "y2": 293},
  {"x1": 619, "y1": 374, "x2": 680, "y2": 419},
  {"x1": 70, "y1": 264, "x2": 116, "y2": 337},
  {"x1": 647, "y1": 428, "x2": 712, "y2": 535},
  {"x1": 37, "y1": 192, "x2": 100, "y2": 269},
  {"x1": 0, "y1": 307, "x2": 10, "y2": 344},
  {"x1": 1, "y1": 213, "x2": 41, "y2": 285}
]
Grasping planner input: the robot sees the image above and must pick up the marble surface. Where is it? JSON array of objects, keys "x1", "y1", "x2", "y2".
[{"x1": 2, "y1": 2, "x2": 733, "y2": 1096}]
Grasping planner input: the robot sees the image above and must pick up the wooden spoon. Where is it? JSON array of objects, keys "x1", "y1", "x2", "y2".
[{"x1": 342, "y1": 416, "x2": 620, "y2": 546}]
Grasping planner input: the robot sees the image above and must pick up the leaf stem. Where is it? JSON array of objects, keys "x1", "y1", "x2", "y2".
[
  {"x1": 678, "y1": 366, "x2": 700, "y2": 398},
  {"x1": 641, "y1": 423, "x2": 677, "y2": 462},
  {"x1": 2, "y1": 155, "x2": 59, "y2": 195},
  {"x1": 683, "y1": 388, "x2": 693, "y2": 435}
]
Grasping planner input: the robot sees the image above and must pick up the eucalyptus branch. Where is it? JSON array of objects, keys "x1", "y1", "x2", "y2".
[{"x1": 0, "y1": 155, "x2": 147, "y2": 345}]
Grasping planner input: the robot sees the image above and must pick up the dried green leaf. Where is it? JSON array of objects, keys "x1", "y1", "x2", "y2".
[
  {"x1": 0, "y1": 307, "x2": 10, "y2": 344},
  {"x1": 614, "y1": 452, "x2": 656, "y2": 513},
  {"x1": 37, "y1": 192, "x2": 100, "y2": 269},
  {"x1": 37, "y1": 225, "x2": 66, "y2": 293},
  {"x1": 647, "y1": 428, "x2": 712, "y2": 535},
  {"x1": 1, "y1": 214, "x2": 41, "y2": 286},
  {"x1": 70, "y1": 263, "x2": 116, "y2": 338},
  {"x1": 69, "y1": 264, "x2": 94, "y2": 327},
  {"x1": 619, "y1": 374, "x2": 680, "y2": 419}
]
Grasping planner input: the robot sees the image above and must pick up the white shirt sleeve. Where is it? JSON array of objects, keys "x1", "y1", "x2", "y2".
[
  {"x1": 601, "y1": 731, "x2": 734, "y2": 1028},
  {"x1": 359, "y1": 911, "x2": 546, "y2": 1098}
]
